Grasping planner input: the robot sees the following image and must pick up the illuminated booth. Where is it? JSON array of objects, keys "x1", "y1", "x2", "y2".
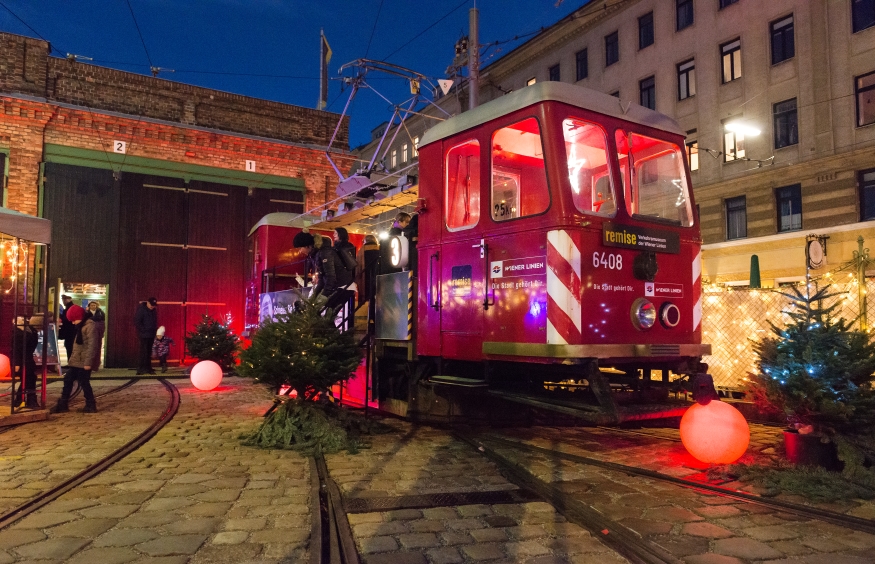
[{"x1": 0, "y1": 207, "x2": 52, "y2": 416}]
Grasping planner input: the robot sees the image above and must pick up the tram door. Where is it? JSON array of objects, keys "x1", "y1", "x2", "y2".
[{"x1": 440, "y1": 139, "x2": 484, "y2": 361}]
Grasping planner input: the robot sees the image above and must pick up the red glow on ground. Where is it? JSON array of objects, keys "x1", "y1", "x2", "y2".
[{"x1": 680, "y1": 401, "x2": 750, "y2": 464}]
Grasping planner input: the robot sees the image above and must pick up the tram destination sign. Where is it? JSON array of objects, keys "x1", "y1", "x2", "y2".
[{"x1": 602, "y1": 222, "x2": 680, "y2": 254}]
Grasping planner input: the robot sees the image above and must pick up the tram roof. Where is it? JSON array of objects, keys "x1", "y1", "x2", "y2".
[{"x1": 419, "y1": 82, "x2": 685, "y2": 148}]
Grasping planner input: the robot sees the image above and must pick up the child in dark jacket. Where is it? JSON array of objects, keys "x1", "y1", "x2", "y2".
[{"x1": 151, "y1": 326, "x2": 174, "y2": 373}]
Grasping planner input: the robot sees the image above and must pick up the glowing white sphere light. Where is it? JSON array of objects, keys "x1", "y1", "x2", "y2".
[{"x1": 190, "y1": 360, "x2": 223, "y2": 391}]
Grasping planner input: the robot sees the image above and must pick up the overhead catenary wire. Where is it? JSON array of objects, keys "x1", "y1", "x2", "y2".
[
  {"x1": 124, "y1": 0, "x2": 154, "y2": 71},
  {"x1": 363, "y1": 0, "x2": 385, "y2": 59}
]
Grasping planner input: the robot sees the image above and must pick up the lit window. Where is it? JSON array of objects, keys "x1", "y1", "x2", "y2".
[
  {"x1": 576, "y1": 49, "x2": 588, "y2": 81},
  {"x1": 562, "y1": 117, "x2": 615, "y2": 216},
  {"x1": 726, "y1": 196, "x2": 746, "y2": 240},
  {"x1": 856, "y1": 71, "x2": 875, "y2": 127},
  {"x1": 677, "y1": 0, "x2": 694, "y2": 30},
  {"x1": 724, "y1": 130, "x2": 744, "y2": 162},
  {"x1": 527, "y1": 77, "x2": 537, "y2": 86},
  {"x1": 391, "y1": 149, "x2": 397, "y2": 169},
  {"x1": 776, "y1": 184, "x2": 802, "y2": 232},
  {"x1": 721, "y1": 39, "x2": 742, "y2": 83},
  {"x1": 491, "y1": 118, "x2": 549, "y2": 221},
  {"x1": 605, "y1": 31, "x2": 619, "y2": 66},
  {"x1": 615, "y1": 130, "x2": 693, "y2": 226},
  {"x1": 853, "y1": 0, "x2": 875, "y2": 33},
  {"x1": 678, "y1": 59, "x2": 695, "y2": 100},
  {"x1": 639, "y1": 76, "x2": 655, "y2": 110},
  {"x1": 686, "y1": 140, "x2": 699, "y2": 171},
  {"x1": 639, "y1": 12, "x2": 654, "y2": 49},
  {"x1": 402, "y1": 143, "x2": 408, "y2": 163},
  {"x1": 773, "y1": 98, "x2": 798, "y2": 149},
  {"x1": 445, "y1": 140, "x2": 480, "y2": 231},
  {"x1": 770, "y1": 15, "x2": 795, "y2": 65},
  {"x1": 413, "y1": 137, "x2": 419, "y2": 157}
]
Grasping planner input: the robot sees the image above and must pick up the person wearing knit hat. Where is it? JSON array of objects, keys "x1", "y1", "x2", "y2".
[
  {"x1": 51, "y1": 305, "x2": 99, "y2": 413},
  {"x1": 152, "y1": 326, "x2": 174, "y2": 373}
]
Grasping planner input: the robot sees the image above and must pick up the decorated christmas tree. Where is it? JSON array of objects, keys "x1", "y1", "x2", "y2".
[
  {"x1": 238, "y1": 298, "x2": 369, "y2": 453},
  {"x1": 185, "y1": 313, "x2": 241, "y2": 370},
  {"x1": 750, "y1": 285, "x2": 875, "y2": 433}
]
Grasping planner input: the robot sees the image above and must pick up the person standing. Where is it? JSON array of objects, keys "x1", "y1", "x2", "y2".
[
  {"x1": 58, "y1": 295, "x2": 75, "y2": 363},
  {"x1": 12, "y1": 315, "x2": 41, "y2": 409},
  {"x1": 88, "y1": 301, "x2": 106, "y2": 372},
  {"x1": 134, "y1": 297, "x2": 158, "y2": 375},
  {"x1": 356, "y1": 234, "x2": 380, "y2": 307},
  {"x1": 151, "y1": 326, "x2": 174, "y2": 373},
  {"x1": 51, "y1": 305, "x2": 99, "y2": 413}
]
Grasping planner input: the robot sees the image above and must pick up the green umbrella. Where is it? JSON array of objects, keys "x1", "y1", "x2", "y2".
[{"x1": 750, "y1": 255, "x2": 761, "y2": 289}]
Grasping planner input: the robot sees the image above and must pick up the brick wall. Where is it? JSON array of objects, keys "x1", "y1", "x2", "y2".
[
  {"x1": 0, "y1": 31, "x2": 354, "y2": 218},
  {"x1": 0, "y1": 31, "x2": 348, "y2": 148}
]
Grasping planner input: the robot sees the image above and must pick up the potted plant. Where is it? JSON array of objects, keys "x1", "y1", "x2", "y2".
[{"x1": 747, "y1": 285, "x2": 875, "y2": 471}]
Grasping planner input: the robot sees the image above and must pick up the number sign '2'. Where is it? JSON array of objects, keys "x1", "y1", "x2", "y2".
[{"x1": 113, "y1": 141, "x2": 127, "y2": 154}]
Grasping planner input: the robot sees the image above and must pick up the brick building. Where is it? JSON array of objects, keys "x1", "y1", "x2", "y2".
[{"x1": 0, "y1": 32, "x2": 353, "y2": 367}]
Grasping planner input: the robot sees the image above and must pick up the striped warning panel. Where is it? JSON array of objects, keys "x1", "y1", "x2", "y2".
[
  {"x1": 546, "y1": 229, "x2": 582, "y2": 345},
  {"x1": 407, "y1": 271, "x2": 414, "y2": 339}
]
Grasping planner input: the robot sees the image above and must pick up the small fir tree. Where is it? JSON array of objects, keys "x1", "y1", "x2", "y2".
[
  {"x1": 185, "y1": 313, "x2": 241, "y2": 370},
  {"x1": 237, "y1": 298, "x2": 361, "y2": 397},
  {"x1": 238, "y1": 298, "x2": 367, "y2": 452},
  {"x1": 749, "y1": 285, "x2": 875, "y2": 434}
]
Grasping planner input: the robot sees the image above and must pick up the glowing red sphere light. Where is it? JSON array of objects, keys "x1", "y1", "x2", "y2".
[
  {"x1": 0, "y1": 354, "x2": 9, "y2": 379},
  {"x1": 680, "y1": 400, "x2": 750, "y2": 464},
  {"x1": 190, "y1": 360, "x2": 223, "y2": 391}
]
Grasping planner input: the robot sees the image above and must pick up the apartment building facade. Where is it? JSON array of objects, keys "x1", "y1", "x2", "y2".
[{"x1": 354, "y1": 0, "x2": 875, "y2": 284}]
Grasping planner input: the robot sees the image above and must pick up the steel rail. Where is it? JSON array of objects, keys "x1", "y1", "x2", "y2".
[
  {"x1": 0, "y1": 379, "x2": 180, "y2": 530},
  {"x1": 0, "y1": 379, "x2": 139, "y2": 435},
  {"x1": 474, "y1": 433, "x2": 875, "y2": 536},
  {"x1": 456, "y1": 431, "x2": 681, "y2": 564},
  {"x1": 314, "y1": 452, "x2": 361, "y2": 564}
]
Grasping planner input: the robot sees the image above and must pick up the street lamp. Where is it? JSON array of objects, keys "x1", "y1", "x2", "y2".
[{"x1": 724, "y1": 121, "x2": 761, "y2": 137}]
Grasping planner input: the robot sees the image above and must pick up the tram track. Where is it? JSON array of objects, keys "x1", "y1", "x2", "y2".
[
  {"x1": 313, "y1": 452, "x2": 361, "y2": 564},
  {"x1": 0, "y1": 378, "x2": 139, "y2": 435},
  {"x1": 468, "y1": 432, "x2": 875, "y2": 537},
  {"x1": 0, "y1": 379, "x2": 180, "y2": 530},
  {"x1": 455, "y1": 431, "x2": 682, "y2": 564}
]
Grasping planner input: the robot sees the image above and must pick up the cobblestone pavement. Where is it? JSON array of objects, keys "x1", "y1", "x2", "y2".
[
  {"x1": 0, "y1": 378, "x2": 311, "y2": 564},
  {"x1": 327, "y1": 424, "x2": 629, "y2": 564},
  {"x1": 2, "y1": 378, "x2": 873, "y2": 563},
  {"x1": 484, "y1": 425, "x2": 875, "y2": 563}
]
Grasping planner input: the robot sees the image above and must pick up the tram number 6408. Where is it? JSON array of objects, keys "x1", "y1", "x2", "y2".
[{"x1": 593, "y1": 252, "x2": 623, "y2": 270}]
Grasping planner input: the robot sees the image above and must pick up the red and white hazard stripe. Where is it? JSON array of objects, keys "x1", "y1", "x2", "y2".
[
  {"x1": 692, "y1": 247, "x2": 702, "y2": 333},
  {"x1": 546, "y1": 230, "x2": 582, "y2": 344}
]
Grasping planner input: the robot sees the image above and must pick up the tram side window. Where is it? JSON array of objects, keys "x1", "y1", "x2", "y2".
[
  {"x1": 491, "y1": 118, "x2": 549, "y2": 221},
  {"x1": 445, "y1": 139, "x2": 481, "y2": 231},
  {"x1": 562, "y1": 118, "x2": 616, "y2": 216},
  {"x1": 615, "y1": 130, "x2": 693, "y2": 227}
]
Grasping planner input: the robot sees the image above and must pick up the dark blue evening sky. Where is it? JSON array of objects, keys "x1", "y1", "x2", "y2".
[{"x1": 0, "y1": 0, "x2": 587, "y2": 148}]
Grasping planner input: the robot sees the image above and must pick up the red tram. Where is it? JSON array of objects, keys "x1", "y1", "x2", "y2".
[{"x1": 254, "y1": 82, "x2": 711, "y2": 422}]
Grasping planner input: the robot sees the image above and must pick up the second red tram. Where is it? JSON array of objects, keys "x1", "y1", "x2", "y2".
[{"x1": 373, "y1": 82, "x2": 710, "y2": 419}]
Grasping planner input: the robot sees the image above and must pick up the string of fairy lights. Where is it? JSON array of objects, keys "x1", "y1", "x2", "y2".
[{"x1": 0, "y1": 239, "x2": 28, "y2": 294}]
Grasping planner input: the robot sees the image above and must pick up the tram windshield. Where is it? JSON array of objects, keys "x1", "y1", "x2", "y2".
[
  {"x1": 491, "y1": 118, "x2": 549, "y2": 221},
  {"x1": 562, "y1": 118, "x2": 616, "y2": 216},
  {"x1": 615, "y1": 131, "x2": 694, "y2": 227}
]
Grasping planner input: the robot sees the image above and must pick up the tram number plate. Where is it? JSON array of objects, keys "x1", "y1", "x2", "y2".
[{"x1": 593, "y1": 252, "x2": 623, "y2": 270}]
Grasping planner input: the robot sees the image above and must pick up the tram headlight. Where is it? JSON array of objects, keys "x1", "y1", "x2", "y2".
[
  {"x1": 660, "y1": 302, "x2": 681, "y2": 328},
  {"x1": 630, "y1": 297, "x2": 656, "y2": 330}
]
